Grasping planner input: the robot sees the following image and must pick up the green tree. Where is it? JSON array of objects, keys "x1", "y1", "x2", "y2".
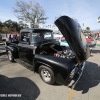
[{"x1": 0, "y1": 19, "x2": 28, "y2": 33}]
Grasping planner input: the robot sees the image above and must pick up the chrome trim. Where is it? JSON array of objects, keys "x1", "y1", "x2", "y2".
[
  {"x1": 70, "y1": 67, "x2": 78, "y2": 79},
  {"x1": 72, "y1": 62, "x2": 85, "y2": 89},
  {"x1": 41, "y1": 69, "x2": 51, "y2": 82}
]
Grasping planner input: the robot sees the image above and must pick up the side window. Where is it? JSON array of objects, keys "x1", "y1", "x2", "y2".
[
  {"x1": 32, "y1": 33, "x2": 43, "y2": 43},
  {"x1": 21, "y1": 32, "x2": 30, "y2": 43},
  {"x1": 43, "y1": 32, "x2": 53, "y2": 40}
]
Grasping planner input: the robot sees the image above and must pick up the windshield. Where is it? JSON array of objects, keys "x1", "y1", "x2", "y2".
[{"x1": 31, "y1": 31, "x2": 54, "y2": 43}]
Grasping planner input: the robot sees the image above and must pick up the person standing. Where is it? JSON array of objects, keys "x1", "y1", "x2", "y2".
[{"x1": 8, "y1": 34, "x2": 12, "y2": 42}]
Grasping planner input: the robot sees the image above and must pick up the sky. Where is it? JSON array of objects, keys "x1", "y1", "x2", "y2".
[{"x1": 0, "y1": 0, "x2": 100, "y2": 30}]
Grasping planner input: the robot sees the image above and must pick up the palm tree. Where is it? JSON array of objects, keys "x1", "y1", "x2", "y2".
[
  {"x1": 86, "y1": 27, "x2": 90, "y2": 31},
  {"x1": 98, "y1": 16, "x2": 100, "y2": 23}
]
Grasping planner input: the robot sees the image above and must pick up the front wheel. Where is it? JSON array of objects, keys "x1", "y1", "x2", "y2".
[
  {"x1": 38, "y1": 65, "x2": 55, "y2": 85},
  {"x1": 7, "y1": 50, "x2": 14, "y2": 62}
]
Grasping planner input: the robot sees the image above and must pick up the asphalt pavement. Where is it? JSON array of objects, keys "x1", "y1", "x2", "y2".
[{"x1": 0, "y1": 46, "x2": 100, "y2": 100}]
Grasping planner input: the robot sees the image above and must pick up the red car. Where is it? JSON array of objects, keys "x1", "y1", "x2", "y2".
[{"x1": 86, "y1": 36, "x2": 91, "y2": 44}]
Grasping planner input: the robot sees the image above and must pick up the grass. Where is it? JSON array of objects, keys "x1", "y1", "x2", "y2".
[{"x1": 96, "y1": 44, "x2": 100, "y2": 46}]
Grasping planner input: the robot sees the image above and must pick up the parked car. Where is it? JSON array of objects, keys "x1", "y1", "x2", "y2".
[
  {"x1": 60, "y1": 37, "x2": 69, "y2": 47},
  {"x1": 6, "y1": 16, "x2": 90, "y2": 87},
  {"x1": 85, "y1": 36, "x2": 91, "y2": 44},
  {"x1": 0, "y1": 34, "x2": 6, "y2": 42}
]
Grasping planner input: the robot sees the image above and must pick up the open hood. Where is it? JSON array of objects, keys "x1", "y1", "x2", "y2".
[{"x1": 55, "y1": 16, "x2": 90, "y2": 65}]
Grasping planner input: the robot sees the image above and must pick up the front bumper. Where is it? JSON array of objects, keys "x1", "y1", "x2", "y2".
[{"x1": 71, "y1": 62, "x2": 85, "y2": 88}]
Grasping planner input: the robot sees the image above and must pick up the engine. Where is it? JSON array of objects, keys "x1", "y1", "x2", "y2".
[{"x1": 38, "y1": 43, "x2": 75, "y2": 59}]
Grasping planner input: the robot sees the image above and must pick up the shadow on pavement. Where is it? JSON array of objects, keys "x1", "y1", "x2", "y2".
[
  {"x1": 74, "y1": 61, "x2": 100, "y2": 94},
  {"x1": 0, "y1": 75, "x2": 40, "y2": 100},
  {"x1": 53, "y1": 83, "x2": 62, "y2": 86}
]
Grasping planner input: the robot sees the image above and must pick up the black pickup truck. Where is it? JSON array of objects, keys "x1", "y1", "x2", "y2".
[{"x1": 6, "y1": 16, "x2": 90, "y2": 87}]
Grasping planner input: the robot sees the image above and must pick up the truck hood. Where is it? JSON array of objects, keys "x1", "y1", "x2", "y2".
[{"x1": 55, "y1": 16, "x2": 90, "y2": 65}]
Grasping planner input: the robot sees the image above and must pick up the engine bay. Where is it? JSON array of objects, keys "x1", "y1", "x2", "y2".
[{"x1": 37, "y1": 42, "x2": 75, "y2": 59}]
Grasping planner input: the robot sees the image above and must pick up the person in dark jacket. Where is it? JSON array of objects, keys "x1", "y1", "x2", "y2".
[{"x1": 8, "y1": 34, "x2": 12, "y2": 42}]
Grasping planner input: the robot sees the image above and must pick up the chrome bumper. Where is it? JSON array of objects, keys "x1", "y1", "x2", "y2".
[{"x1": 72, "y1": 62, "x2": 85, "y2": 89}]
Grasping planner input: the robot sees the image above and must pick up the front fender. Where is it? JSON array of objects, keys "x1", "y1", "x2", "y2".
[
  {"x1": 34, "y1": 60, "x2": 54, "y2": 72},
  {"x1": 6, "y1": 46, "x2": 19, "y2": 58},
  {"x1": 34, "y1": 54, "x2": 76, "y2": 85}
]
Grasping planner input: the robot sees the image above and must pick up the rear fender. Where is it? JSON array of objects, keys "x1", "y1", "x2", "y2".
[{"x1": 6, "y1": 46, "x2": 19, "y2": 58}]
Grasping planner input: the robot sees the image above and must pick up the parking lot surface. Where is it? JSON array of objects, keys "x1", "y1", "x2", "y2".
[{"x1": 0, "y1": 46, "x2": 100, "y2": 100}]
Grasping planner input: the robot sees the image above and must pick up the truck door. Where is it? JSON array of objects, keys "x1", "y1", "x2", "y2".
[{"x1": 18, "y1": 32, "x2": 33, "y2": 65}]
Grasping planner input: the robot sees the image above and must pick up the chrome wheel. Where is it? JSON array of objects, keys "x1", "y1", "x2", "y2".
[
  {"x1": 39, "y1": 65, "x2": 55, "y2": 84},
  {"x1": 41, "y1": 69, "x2": 51, "y2": 82},
  {"x1": 8, "y1": 51, "x2": 12, "y2": 61},
  {"x1": 7, "y1": 51, "x2": 14, "y2": 62}
]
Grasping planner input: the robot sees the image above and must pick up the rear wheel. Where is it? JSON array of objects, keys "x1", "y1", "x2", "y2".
[
  {"x1": 7, "y1": 50, "x2": 14, "y2": 62},
  {"x1": 38, "y1": 65, "x2": 55, "y2": 85}
]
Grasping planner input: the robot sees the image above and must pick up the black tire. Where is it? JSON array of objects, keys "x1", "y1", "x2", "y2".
[
  {"x1": 7, "y1": 50, "x2": 14, "y2": 62},
  {"x1": 38, "y1": 65, "x2": 55, "y2": 85}
]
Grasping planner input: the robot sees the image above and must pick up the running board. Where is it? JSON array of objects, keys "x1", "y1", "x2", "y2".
[{"x1": 15, "y1": 59, "x2": 34, "y2": 71}]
